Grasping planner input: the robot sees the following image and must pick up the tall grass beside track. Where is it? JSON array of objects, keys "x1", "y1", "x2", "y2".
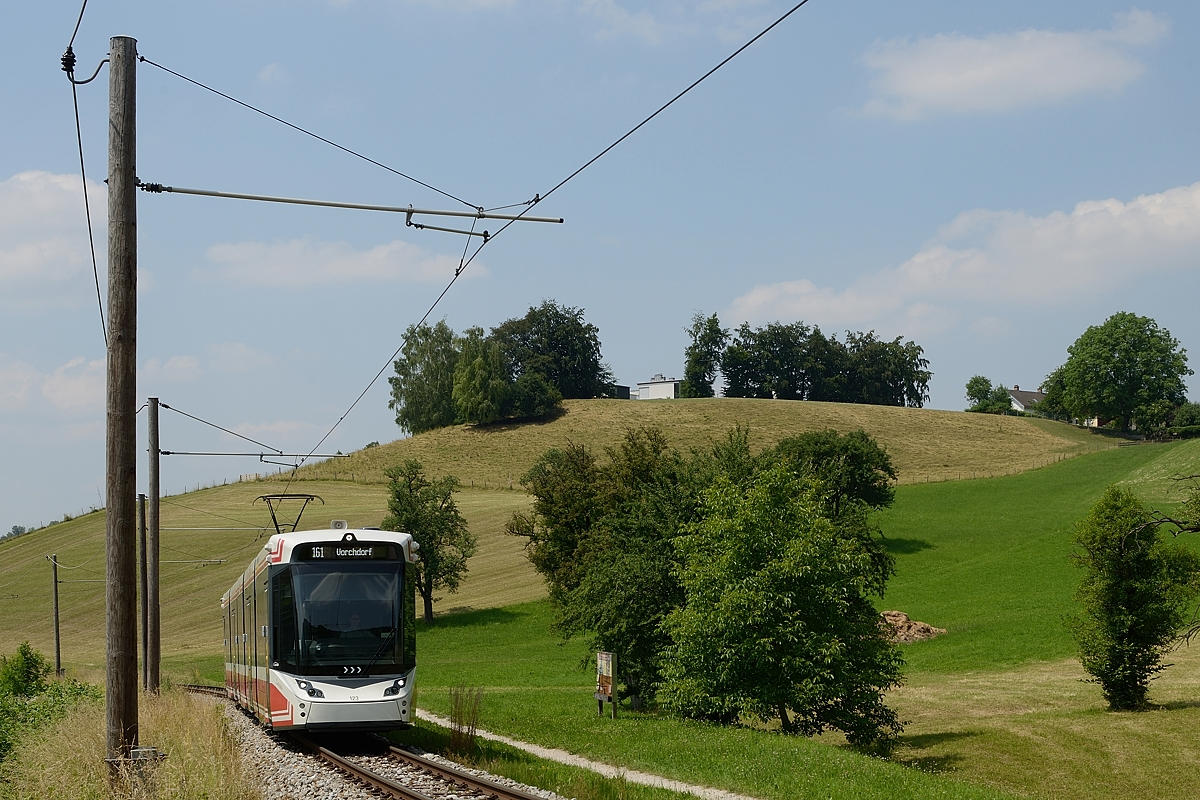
[{"x1": 0, "y1": 687, "x2": 260, "y2": 800}]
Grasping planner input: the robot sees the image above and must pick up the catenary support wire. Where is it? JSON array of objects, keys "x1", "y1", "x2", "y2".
[{"x1": 159, "y1": 401, "x2": 285, "y2": 455}]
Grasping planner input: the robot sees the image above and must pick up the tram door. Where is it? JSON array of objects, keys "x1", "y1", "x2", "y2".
[
  {"x1": 242, "y1": 583, "x2": 252, "y2": 704},
  {"x1": 253, "y1": 573, "x2": 268, "y2": 714}
]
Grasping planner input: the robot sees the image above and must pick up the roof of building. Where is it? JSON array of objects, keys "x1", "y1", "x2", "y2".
[{"x1": 1007, "y1": 385, "x2": 1046, "y2": 408}]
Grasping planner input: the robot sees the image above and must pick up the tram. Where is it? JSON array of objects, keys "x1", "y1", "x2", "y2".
[{"x1": 222, "y1": 526, "x2": 418, "y2": 731}]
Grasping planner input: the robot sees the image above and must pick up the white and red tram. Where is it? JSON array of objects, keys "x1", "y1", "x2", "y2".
[{"x1": 221, "y1": 527, "x2": 418, "y2": 731}]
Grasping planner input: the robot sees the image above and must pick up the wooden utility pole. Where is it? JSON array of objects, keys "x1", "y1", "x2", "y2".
[
  {"x1": 105, "y1": 34, "x2": 138, "y2": 764},
  {"x1": 147, "y1": 397, "x2": 161, "y2": 692},
  {"x1": 138, "y1": 494, "x2": 148, "y2": 689},
  {"x1": 49, "y1": 555, "x2": 62, "y2": 676}
]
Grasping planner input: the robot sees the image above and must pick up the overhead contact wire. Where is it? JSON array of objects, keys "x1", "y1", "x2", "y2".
[
  {"x1": 458, "y1": 0, "x2": 815, "y2": 276},
  {"x1": 62, "y1": 4, "x2": 107, "y2": 347},
  {"x1": 137, "y1": 55, "x2": 477, "y2": 210},
  {"x1": 67, "y1": 0, "x2": 88, "y2": 49},
  {"x1": 69, "y1": 79, "x2": 107, "y2": 348}
]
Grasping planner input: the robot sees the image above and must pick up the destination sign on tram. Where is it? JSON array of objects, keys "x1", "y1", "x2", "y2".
[{"x1": 295, "y1": 542, "x2": 401, "y2": 561}]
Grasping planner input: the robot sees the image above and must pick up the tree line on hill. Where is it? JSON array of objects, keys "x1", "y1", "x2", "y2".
[
  {"x1": 964, "y1": 311, "x2": 1197, "y2": 437},
  {"x1": 507, "y1": 425, "x2": 905, "y2": 750},
  {"x1": 681, "y1": 313, "x2": 932, "y2": 407},
  {"x1": 390, "y1": 304, "x2": 937, "y2": 437},
  {"x1": 388, "y1": 300, "x2": 613, "y2": 434}
]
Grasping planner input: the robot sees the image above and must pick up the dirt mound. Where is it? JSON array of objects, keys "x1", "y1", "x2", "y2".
[{"x1": 881, "y1": 610, "x2": 946, "y2": 644}]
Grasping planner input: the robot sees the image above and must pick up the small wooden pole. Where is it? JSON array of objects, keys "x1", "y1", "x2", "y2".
[
  {"x1": 147, "y1": 397, "x2": 160, "y2": 693},
  {"x1": 105, "y1": 33, "x2": 138, "y2": 765},
  {"x1": 49, "y1": 555, "x2": 63, "y2": 676},
  {"x1": 138, "y1": 494, "x2": 148, "y2": 690}
]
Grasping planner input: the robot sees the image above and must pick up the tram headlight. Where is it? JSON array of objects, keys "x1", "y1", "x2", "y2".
[
  {"x1": 383, "y1": 677, "x2": 406, "y2": 696},
  {"x1": 296, "y1": 679, "x2": 325, "y2": 698}
]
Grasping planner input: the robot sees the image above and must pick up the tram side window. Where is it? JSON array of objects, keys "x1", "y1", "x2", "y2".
[{"x1": 271, "y1": 567, "x2": 298, "y2": 671}]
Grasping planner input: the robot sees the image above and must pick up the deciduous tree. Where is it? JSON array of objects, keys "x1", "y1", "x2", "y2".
[
  {"x1": 769, "y1": 429, "x2": 896, "y2": 518},
  {"x1": 491, "y1": 301, "x2": 613, "y2": 399},
  {"x1": 965, "y1": 376, "x2": 1013, "y2": 414},
  {"x1": 387, "y1": 321, "x2": 460, "y2": 434},
  {"x1": 1071, "y1": 485, "x2": 1200, "y2": 709},
  {"x1": 381, "y1": 460, "x2": 476, "y2": 623},
  {"x1": 1051, "y1": 312, "x2": 1191, "y2": 432},
  {"x1": 680, "y1": 312, "x2": 729, "y2": 398},
  {"x1": 659, "y1": 466, "x2": 903, "y2": 748},
  {"x1": 452, "y1": 327, "x2": 508, "y2": 425}
]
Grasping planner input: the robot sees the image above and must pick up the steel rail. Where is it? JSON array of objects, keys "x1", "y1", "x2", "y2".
[
  {"x1": 289, "y1": 735, "x2": 435, "y2": 800},
  {"x1": 387, "y1": 745, "x2": 550, "y2": 800},
  {"x1": 315, "y1": 744, "x2": 436, "y2": 800}
]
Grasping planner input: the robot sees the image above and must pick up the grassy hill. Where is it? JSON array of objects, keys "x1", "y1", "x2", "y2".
[
  {"x1": 0, "y1": 399, "x2": 1112, "y2": 674},
  {"x1": 5, "y1": 400, "x2": 1199, "y2": 800},
  {"x1": 288, "y1": 398, "x2": 1113, "y2": 488}
]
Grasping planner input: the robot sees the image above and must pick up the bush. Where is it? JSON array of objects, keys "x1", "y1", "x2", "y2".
[
  {"x1": 0, "y1": 642, "x2": 50, "y2": 698},
  {"x1": 1071, "y1": 486, "x2": 1200, "y2": 710},
  {"x1": 1173, "y1": 402, "x2": 1200, "y2": 428},
  {"x1": 0, "y1": 643, "x2": 100, "y2": 761},
  {"x1": 1165, "y1": 425, "x2": 1200, "y2": 440},
  {"x1": 660, "y1": 466, "x2": 903, "y2": 749}
]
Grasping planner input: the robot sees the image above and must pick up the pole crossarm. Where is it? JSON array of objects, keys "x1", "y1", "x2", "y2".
[{"x1": 136, "y1": 182, "x2": 564, "y2": 223}]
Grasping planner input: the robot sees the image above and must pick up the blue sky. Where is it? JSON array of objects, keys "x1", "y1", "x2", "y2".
[{"x1": 4, "y1": 1, "x2": 1199, "y2": 528}]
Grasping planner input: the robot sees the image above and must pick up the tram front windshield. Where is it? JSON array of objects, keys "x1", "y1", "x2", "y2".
[{"x1": 271, "y1": 561, "x2": 405, "y2": 676}]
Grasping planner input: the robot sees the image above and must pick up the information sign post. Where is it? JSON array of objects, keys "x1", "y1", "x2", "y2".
[{"x1": 594, "y1": 651, "x2": 616, "y2": 718}]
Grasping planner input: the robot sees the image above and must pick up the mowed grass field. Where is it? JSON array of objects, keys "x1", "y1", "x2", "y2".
[{"x1": 3, "y1": 400, "x2": 1199, "y2": 800}]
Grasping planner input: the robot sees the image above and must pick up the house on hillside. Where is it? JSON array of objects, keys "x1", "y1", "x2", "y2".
[
  {"x1": 1007, "y1": 384, "x2": 1046, "y2": 413},
  {"x1": 636, "y1": 374, "x2": 680, "y2": 400}
]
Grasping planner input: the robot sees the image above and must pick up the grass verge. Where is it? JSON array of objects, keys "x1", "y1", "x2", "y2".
[{"x1": 0, "y1": 686, "x2": 259, "y2": 800}]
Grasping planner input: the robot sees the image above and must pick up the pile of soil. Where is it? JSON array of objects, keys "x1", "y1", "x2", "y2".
[{"x1": 881, "y1": 610, "x2": 946, "y2": 644}]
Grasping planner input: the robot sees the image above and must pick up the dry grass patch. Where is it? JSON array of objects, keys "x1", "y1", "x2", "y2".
[
  {"x1": 0, "y1": 688, "x2": 260, "y2": 800},
  {"x1": 293, "y1": 398, "x2": 1109, "y2": 489}
]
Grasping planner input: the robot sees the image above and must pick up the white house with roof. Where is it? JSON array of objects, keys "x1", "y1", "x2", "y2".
[
  {"x1": 636, "y1": 374, "x2": 680, "y2": 400},
  {"x1": 1006, "y1": 384, "x2": 1046, "y2": 413}
]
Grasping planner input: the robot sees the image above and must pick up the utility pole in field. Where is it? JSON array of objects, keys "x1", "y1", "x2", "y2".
[
  {"x1": 49, "y1": 555, "x2": 62, "y2": 676},
  {"x1": 105, "y1": 34, "x2": 138, "y2": 765},
  {"x1": 147, "y1": 396, "x2": 160, "y2": 693},
  {"x1": 138, "y1": 494, "x2": 148, "y2": 689}
]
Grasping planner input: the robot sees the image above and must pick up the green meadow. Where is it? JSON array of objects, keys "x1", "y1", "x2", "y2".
[{"x1": 2, "y1": 401, "x2": 1199, "y2": 800}]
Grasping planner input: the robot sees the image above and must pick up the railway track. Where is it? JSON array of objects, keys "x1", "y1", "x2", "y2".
[
  {"x1": 183, "y1": 684, "x2": 557, "y2": 799},
  {"x1": 291, "y1": 734, "x2": 551, "y2": 800}
]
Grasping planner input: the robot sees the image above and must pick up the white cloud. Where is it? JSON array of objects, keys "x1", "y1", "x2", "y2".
[
  {"x1": 862, "y1": 10, "x2": 1169, "y2": 119},
  {"x1": 41, "y1": 357, "x2": 105, "y2": 413},
  {"x1": 204, "y1": 237, "x2": 474, "y2": 287},
  {"x1": 0, "y1": 171, "x2": 106, "y2": 303},
  {"x1": 730, "y1": 180, "x2": 1200, "y2": 332},
  {"x1": 581, "y1": 0, "x2": 670, "y2": 45}
]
